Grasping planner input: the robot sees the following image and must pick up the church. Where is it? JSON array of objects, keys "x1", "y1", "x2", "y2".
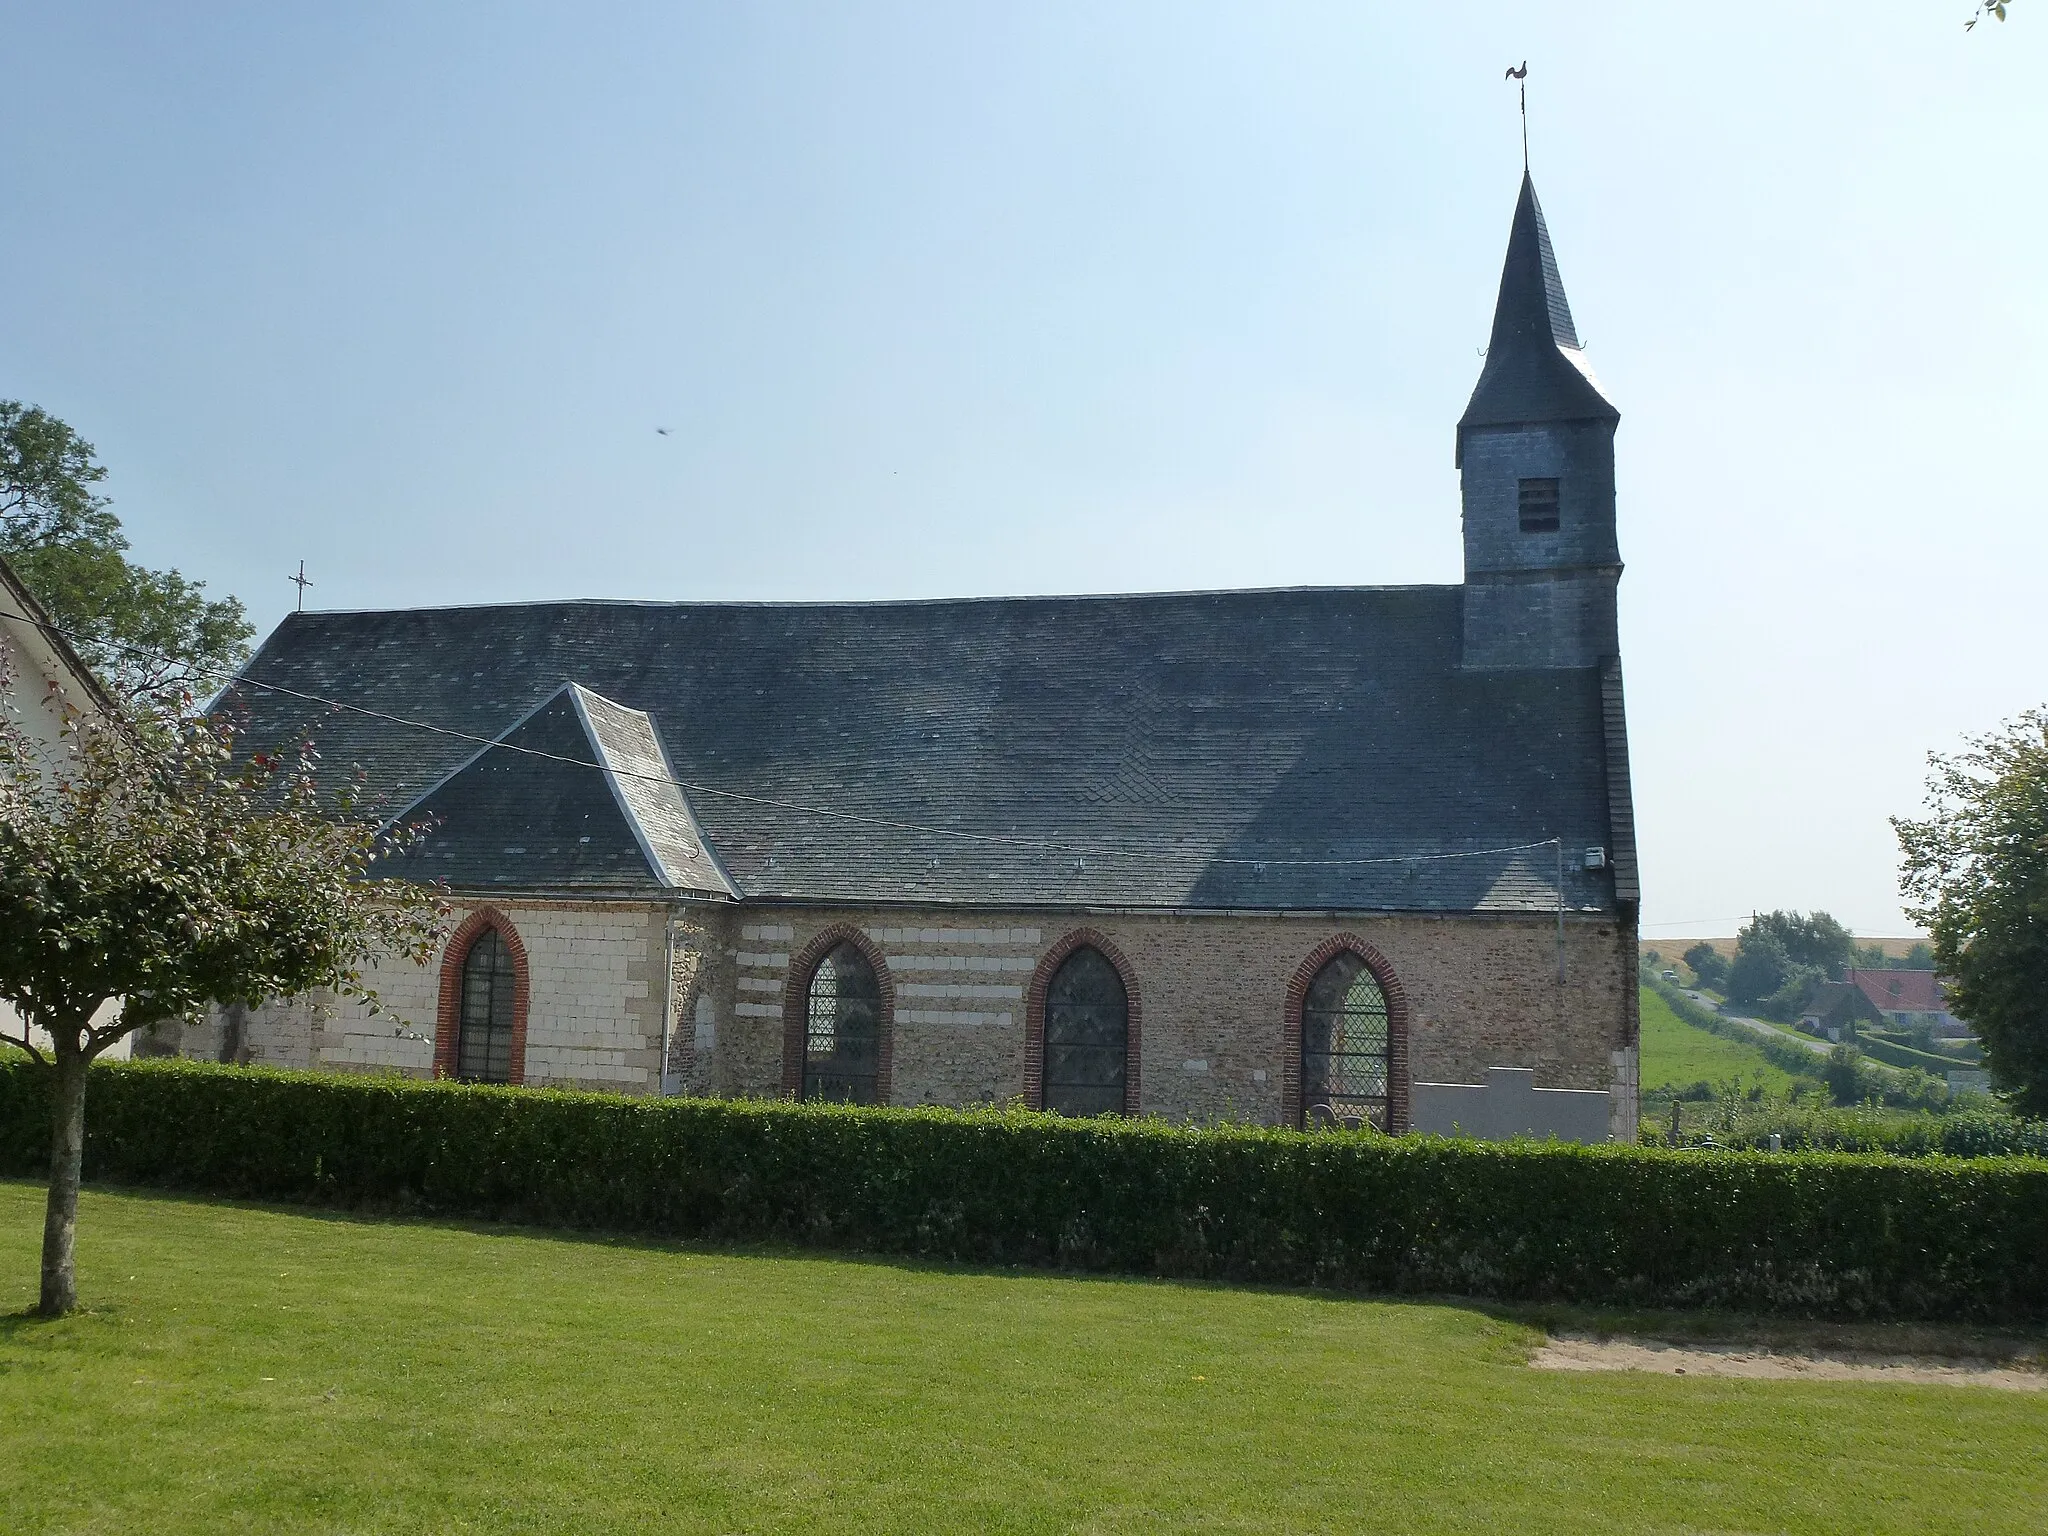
[{"x1": 174, "y1": 172, "x2": 1641, "y2": 1141}]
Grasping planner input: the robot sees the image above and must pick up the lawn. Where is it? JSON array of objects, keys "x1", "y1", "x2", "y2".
[
  {"x1": 3, "y1": 1182, "x2": 2044, "y2": 1533},
  {"x1": 1639, "y1": 984, "x2": 1802, "y2": 1095}
]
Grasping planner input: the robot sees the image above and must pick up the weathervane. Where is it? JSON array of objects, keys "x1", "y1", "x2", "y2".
[
  {"x1": 291, "y1": 560, "x2": 313, "y2": 612},
  {"x1": 1505, "y1": 61, "x2": 1528, "y2": 171}
]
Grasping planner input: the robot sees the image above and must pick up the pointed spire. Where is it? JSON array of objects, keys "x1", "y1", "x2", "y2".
[{"x1": 1458, "y1": 173, "x2": 1616, "y2": 455}]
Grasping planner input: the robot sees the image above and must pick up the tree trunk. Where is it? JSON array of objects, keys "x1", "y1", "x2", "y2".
[{"x1": 40, "y1": 1038, "x2": 89, "y2": 1317}]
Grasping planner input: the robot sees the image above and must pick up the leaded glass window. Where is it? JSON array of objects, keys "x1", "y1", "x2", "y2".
[
  {"x1": 457, "y1": 929, "x2": 517, "y2": 1084},
  {"x1": 1043, "y1": 946, "x2": 1128, "y2": 1117},
  {"x1": 804, "y1": 941, "x2": 881, "y2": 1104},
  {"x1": 1301, "y1": 952, "x2": 1389, "y2": 1129}
]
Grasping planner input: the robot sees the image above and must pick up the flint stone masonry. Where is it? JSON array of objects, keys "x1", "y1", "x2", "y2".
[{"x1": 703, "y1": 905, "x2": 1632, "y2": 1125}]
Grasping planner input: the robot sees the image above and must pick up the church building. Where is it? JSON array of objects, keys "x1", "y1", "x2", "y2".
[{"x1": 177, "y1": 173, "x2": 1641, "y2": 1140}]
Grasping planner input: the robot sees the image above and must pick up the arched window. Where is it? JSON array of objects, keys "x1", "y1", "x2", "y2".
[
  {"x1": 457, "y1": 929, "x2": 518, "y2": 1083},
  {"x1": 1300, "y1": 951, "x2": 1390, "y2": 1129},
  {"x1": 803, "y1": 941, "x2": 882, "y2": 1104},
  {"x1": 1043, "y1": 946, "x2": 1129, "y2": 1117}
]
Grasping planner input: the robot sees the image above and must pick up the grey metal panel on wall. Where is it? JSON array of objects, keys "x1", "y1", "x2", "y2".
[{"x1": 1410, "y1": 1066, "x2": 1612, "y2": 1144}]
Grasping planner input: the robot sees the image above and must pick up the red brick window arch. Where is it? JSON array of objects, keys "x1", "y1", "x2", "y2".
[
  {"x1": 781, "y1": 925, "x2": 895, "y2": 1105},
  {"x1": 1282, "y1": 936, "x2": 1410, "y2": 1132},
  {"x1": 434, "y1": 908, "x2": 530, "y2": 1085},
  {"x1": 1024, "y1": 929, "x2": 1142, "y2": 1115}
]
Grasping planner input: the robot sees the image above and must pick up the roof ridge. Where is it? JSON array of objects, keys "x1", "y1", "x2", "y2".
[{"x1": 280, "y1": 583, "x2": 1463, "y2": 621}]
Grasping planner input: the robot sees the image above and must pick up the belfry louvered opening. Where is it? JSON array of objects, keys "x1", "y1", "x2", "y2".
[{"x1": 1518, "y1": 477, "x2": 1560, "y2": 533}]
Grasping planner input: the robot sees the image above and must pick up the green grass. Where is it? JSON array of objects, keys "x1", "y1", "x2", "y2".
[
  {"x1": 3, "y1": 1183, "x2": 2045, "y2": 1533},
  {"x1": 1640, "y1": 984, "x2": 1802, "y2": 1095}
]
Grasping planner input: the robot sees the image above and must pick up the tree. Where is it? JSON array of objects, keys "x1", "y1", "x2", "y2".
[
  {"x1": 1681, "y1": 942, "x2": 1728, "y2": 990},
  {"x1": 1726, "y1": 933, "x2": 1788, "y2": 1007},
  {"x1": 0, "y1": 681, "x2": 444, "y2": 1314},
  {"x1": 1, "y1": 402, "x2": 252, "y2": 710},
  {"x1": 1896, "y1": 708, "x2": 2048, "y2": 1116},
  {"x1": 1740, "y1": 910, "x2": 1856, "y2": 977}
]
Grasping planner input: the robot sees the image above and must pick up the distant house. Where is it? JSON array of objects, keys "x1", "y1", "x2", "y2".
[
  {"x1": 1796, "y1": 982, "x2": 1883, "y2": 1043},
  {"x1": 1842, "y1": 968, "x2": 1968, "y2": 1038}
]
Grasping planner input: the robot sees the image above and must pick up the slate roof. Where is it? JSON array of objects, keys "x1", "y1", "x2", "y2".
[
  {"x1": 1458, "y1": 172, "x2": 1618, "y2": 460},
  {"x1": 220, "y1": 587, "x2": 1632, "y2": 916}
]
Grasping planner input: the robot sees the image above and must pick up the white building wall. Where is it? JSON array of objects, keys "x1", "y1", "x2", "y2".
[
  {"x1": 181, "y1": 899, "x2": 674, "y2": 1093},
  {"x1": 1, "y1": 575, "x2": 125, "y2": 1059},
  {"x1": 514, "y1": 904, "x2": 667, "y2": 1089}
]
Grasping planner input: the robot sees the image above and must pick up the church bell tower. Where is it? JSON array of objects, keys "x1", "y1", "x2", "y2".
[{"x1": 1457, "y1": 173, "x2": 1621, "y2": 670}]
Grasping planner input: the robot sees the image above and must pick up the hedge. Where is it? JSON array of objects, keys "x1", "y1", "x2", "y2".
[
  {"x1": 1666, "y1": 1105, "x2": 2048, "y2": 1159},
  {"x1": 1855, "y1": 1032, "x2": 1977, "y2": 1076},
  {"x1": 4, "y1": 1059, "x2": 2047, "y2": 1321}
]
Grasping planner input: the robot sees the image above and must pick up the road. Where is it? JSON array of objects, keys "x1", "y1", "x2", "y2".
[{"x1": 1686, "y1": 992, "x2": 1831, "y2": 1056}]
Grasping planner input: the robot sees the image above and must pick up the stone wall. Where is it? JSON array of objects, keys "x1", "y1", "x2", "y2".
[
  {"x1": 178, "y1": 900, "x2": 673, "y2": 1093},
  {"x1": 712, "y1": 906, "x2": 1634, "y2": 1127},
  {"x1": 201, "y1": 897, "x2": 1638, "y2": 1134}
]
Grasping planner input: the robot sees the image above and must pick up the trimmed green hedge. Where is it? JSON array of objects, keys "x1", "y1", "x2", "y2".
[
  {"x1": 1678, "y1": 1106, "x2": 2048, "y2": 1158},
  {"x1": 4, "y1": 1058, "x2": 2047, "y2": 1321},
  {"x1": 1855, "y1": 1033, "x2": 1974, "y2": 1076}
]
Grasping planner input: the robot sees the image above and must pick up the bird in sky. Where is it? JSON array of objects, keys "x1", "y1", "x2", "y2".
[{"x1": 656, "y1": 427, "x2": 671, "y2": 436}]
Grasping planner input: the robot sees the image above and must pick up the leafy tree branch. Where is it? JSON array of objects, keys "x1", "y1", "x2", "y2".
[
  {"x1": 1896, "y1": 708, "x2": 2048, "y2": 1116},
  {"x1": 1, "y1": 401, "x2": 253, "y2": 713},
  {"x1": 0, "y1": 676, "x2": 446, "y2": 1313}
]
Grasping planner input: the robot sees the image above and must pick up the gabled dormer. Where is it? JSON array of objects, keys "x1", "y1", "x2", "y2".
[{"x1": 389, "y1": 682, "x2": 735, "y2": 898}]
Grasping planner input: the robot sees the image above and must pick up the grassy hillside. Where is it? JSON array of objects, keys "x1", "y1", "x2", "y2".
[
  {"x1": 1639, "y1": 984, "x2": 1801, "y2": 1096},
  {"x1": 5, "y1": 1182, "x2": 2046, "y2": 1533}
]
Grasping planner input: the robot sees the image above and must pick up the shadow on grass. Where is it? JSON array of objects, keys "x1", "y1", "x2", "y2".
[
  {"x1": 0, "y1": 1301, "x2": 132, "y2": 1343},
  {"x1": 0, "y1": 1306, "x2": 61, "y2": 1340},
  {"x1": 6, "y1": 1175, "x2": 2047, "y2": 1366}
]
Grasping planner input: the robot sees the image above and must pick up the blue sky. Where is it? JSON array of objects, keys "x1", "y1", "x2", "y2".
[{"x1": 2, "y1": 3, "x2": 2042, "y2": 936}]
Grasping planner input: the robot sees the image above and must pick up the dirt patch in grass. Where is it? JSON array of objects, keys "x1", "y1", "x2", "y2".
[{"x1": 1533, "y1": 1334, "x2": 2047, "y2": 1391}]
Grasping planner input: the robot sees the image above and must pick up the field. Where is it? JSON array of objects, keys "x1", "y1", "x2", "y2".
[
  {"x1": 4, "y1": 1181, "x2": 2045, "y2": 1533},
  {"x1": 1638, "y1": 984, "x2": 1803, "y2": 1095}
]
